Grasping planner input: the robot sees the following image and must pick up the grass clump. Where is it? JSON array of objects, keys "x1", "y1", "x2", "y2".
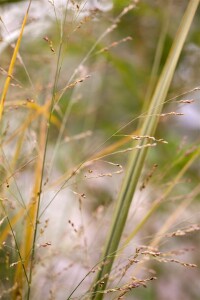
[{"x1": 0, "y1": 1, "x2": 200, "y2": 299}]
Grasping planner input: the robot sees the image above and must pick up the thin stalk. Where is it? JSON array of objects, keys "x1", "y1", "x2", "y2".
[
  {"x1": 66, "y1": 146, "x2": 200, "y2": 298},
  {"x1": 91, "y1": 1, "x2": 199, "y2": 299},
  {"x1": 123, "y1": 146, "x2": 200, "y2": 247},
  {"x1": 0, "y1": 200, "x2": 29, "y2": 285},
  {"x1": 26, "y1": 7, "x2": 67, "y2": 300}
]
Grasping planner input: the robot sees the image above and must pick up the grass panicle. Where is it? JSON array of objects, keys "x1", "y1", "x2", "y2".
[
  {"x1": 0, "y1": 1, "x2": 199, "y2": 300},
  {"x1": 91, "y1": 1, "x2": 200, "y2": 298}
]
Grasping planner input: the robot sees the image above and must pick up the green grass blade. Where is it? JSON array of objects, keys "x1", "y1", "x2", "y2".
[
  {"x1": 123, "y1": 146, "x2": 200, "y2": 247},
  {"x1": 91, "y1": 1, "x2": 200, "y2": 299}
]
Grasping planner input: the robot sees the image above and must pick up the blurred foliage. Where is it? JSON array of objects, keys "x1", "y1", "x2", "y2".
[{"x1": 0, "y1": 1, "x2": 200, "y2": 299}]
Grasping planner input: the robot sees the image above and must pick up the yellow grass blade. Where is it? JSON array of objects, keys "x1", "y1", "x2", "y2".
[
  {"x1": 13, "y1": 116, "x2": 46, "y2": 298},
  {"x1": 0, "y1": 209, "x2": 25, "y2": 244},
  {"x1": 6, "y1": 98, "x2": 60, "y2": 126},
  {"x1": 49, "y1": 129, "x2": 139, "y2": 189},
  {"x1": 4, "y1": 101, "x2": 60, "y2": 146},
  {"x1": 0, "y1": 1, "x2": 32, "y2": 121}
]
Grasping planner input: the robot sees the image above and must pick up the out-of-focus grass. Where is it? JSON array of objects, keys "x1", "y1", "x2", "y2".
[
  {"x1": 91, "y1": 1, "x2": 200, "y2": 299},
  {"x1": 0, "y1": 1, "x2": 200, "y2": 300}
]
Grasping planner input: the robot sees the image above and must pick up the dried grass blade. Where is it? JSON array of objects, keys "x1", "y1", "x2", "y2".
[
  {"x1": 0, "y1": 208, "x2": 25, "y2": 244},
  {"x1": 13, "y1": 117, "x2": 46, "y2": 299},
  {"x1": 0, "y1": 1, "x2": 32, "y2": 121}
]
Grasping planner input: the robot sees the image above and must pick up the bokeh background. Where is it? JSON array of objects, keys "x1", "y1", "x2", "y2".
[{"x1": 0, "y1": 1, "x2": 200, "y2": 299}]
